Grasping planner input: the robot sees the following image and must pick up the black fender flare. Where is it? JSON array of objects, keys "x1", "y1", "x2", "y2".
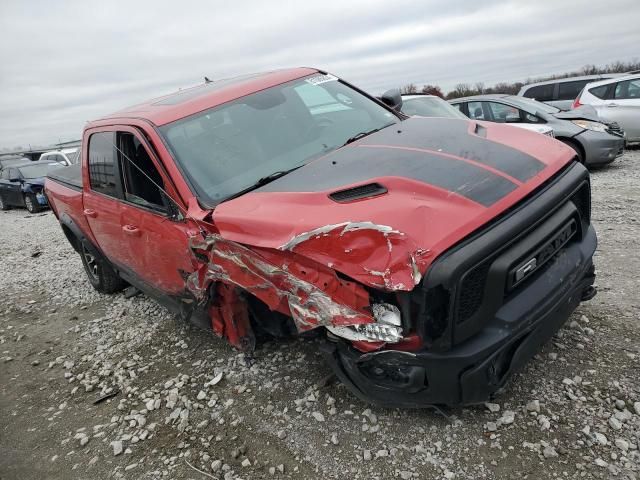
[{"x1": 58, "y1": 213, "x2": 102, "y2": 259}]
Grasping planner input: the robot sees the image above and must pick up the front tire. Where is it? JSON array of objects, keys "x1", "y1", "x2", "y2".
[
  {"x1": 79, "y1": 242, "x2": 125, "y2": 293},
  {"x1": 24, "y1": 193, "x2": 41, "y2": 213},
  {"x1": 0, "y1": 194, "x2": 9, "y2": 210}
]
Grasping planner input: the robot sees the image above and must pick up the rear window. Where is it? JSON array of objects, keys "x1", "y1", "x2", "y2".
[
  {"x1": 522, "y1": 84, "x2": 554, "y2": 102},
  {"x1": 557, "y1": 80, "x2": 589, "y2": 101},
  {"x1": 401, "y1": 97, "x2": 467, "y2": 119},
  {"x1": 88, "y1": 132, "x2": 118, "y2": 197},
  {"x1": 589, "y1": 85, "x2": 609, "y2": 99}
]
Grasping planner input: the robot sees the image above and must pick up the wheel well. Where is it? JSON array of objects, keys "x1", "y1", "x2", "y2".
[
  {"x1": 557, "y1": 137, "x2": 585, "y2": 163},
  {"x1": 61, "y1": 224, "x2": 80, "y2": 252}
]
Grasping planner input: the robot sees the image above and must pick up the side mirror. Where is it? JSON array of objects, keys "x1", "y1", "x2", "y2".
[
  {"x1": 380, "y1": 89, "x2": 403, "y2": 111},
  {"x1": 9, "y1": 177, "x2": 21, "y2": 183}
]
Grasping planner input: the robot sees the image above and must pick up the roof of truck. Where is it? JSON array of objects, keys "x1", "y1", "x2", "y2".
[{"x1": 92, "y1": 67, "x2": 319, "y2": 127}]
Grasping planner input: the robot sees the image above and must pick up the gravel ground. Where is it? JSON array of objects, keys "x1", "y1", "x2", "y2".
[{"x1": 1, "y1": 148, "x2": 639, "y2": 480}]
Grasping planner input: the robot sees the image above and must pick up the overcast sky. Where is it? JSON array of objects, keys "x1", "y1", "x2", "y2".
[{"x1": 1, "y1": 0, "x2": 639, "y2": 149}]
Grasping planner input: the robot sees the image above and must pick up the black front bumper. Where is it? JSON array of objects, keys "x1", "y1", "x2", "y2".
[{"x1": 321, "y1": 163, "x2": 598, "y2": 408}]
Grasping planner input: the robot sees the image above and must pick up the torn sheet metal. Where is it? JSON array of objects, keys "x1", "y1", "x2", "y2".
[
  {"x1": 186, "y1": 234, "x2": 373, "y2": 348},
  {"x1": 279, "y1": 221, "x2": 431, "y2": 291}
]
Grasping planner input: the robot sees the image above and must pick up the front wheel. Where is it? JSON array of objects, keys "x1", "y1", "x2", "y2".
[
  {"x1": 0, "y1": 194, "x2": 9, "y2": 211},
  {"x1": 24, "y1": 193, "x2": 41, "y2": 213},
  {"x1": 79, "y1": 243, "x2": 125, "y2": 293}
]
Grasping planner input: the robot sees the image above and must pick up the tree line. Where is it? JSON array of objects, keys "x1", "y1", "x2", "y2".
[{"x1": 400, "y1": 59, "x2": 640, "y2": 99}]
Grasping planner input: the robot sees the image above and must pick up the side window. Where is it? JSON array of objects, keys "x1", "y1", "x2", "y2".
[
  {"x1": 451, "y1": 103, "x2": 463, "y2": 112},
  {"x1": 1, "y1": 169, "x2": 10, "y2": 180},
  {"x1": 614, "y1": 79, "x2": 640, "y2": 99},
  {"x1": 588, "y1": 85, "x2": 608, "y2": 99},
  {"x1": 88, "y1": 132, "x2": 119, "y2": 197},
  {"x1": 486, "y1": 102, "x2": 520, "y2": 123},
  {"x1": 523, "y1": 84, "x2": 554, "y2": 102},
  {"x1": 116, "y1": 132, "x2": 167, "y2": 212},
  {"x1": 9, "y1": 168, "x2": 20, "y2": 180},
  {"x1": 523, "y1": 112, "x2": 543, "y2": 123},
  {"x1": 557, "y1": 80, "x2": 589, "y2": 101},
  {"x1": 467, "y1": 102, "x2": 485, "y2": 120}
]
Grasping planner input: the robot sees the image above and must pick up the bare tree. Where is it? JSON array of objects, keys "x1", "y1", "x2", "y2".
[
  {"x1": 420, "y1": 84, "x2": 444, "y2": 97},
  {"x1": 401, "y1": 83, "x2": 418, "y2": 94},
  {"x1": 474, "y1": 82, "x2": 485, "y2": 94}
]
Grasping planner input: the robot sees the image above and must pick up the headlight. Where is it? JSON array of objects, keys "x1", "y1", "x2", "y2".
[
  {"x1": 571, "y1": 119, "x2": 608, "y2": 133},
  {"x1": 326, "y1": 303, "x2": 403, "y2": 343}
]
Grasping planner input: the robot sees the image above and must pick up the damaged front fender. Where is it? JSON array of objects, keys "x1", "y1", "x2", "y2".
[
  {"x1": 279, "y1": 221, "x2": 431, "y2": 292},
  {"x1": 186, "y1": 234, "x2": 375, "y2": 350}
]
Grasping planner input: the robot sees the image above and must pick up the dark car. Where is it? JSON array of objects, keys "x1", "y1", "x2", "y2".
[
  {"x1": 0, "y1": 160, "x2": 63, "y2": 213},
  {"x1": 0, "y1": 155, "x2": 31, "y2": 171}
]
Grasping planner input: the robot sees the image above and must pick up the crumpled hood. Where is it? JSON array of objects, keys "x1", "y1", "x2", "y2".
[
  {"x1": 212, "y1": 117, "x2": 574, "y2": 291},
  {"x1": 553, "y1": 105, "x2": 601, "y2": 122}
]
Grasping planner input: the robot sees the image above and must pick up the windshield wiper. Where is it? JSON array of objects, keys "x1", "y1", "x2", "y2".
[
  {"x1": 341, "y1": 122, "x2": 396, "y2": 147},
  {"x1": 222, "y1": 165, "x2": 305, "y2": 202}
]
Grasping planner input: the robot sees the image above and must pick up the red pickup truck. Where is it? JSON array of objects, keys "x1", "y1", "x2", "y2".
[{"x1": 45, "y1": 68, "x2": 597, "y2": 407}]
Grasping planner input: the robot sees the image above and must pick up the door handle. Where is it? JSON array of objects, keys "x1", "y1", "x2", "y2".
[
  {"x1": 606, "y1": 103, "x2": 618, "y2": 107},
  {"x1": 122, "y1": 224, "x2": 141, "y2": 236},
  {"x1": 83, "y1": 208, "x2": 97, "y2": 218}
]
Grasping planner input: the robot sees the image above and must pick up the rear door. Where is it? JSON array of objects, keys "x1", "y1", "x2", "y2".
[
  {"x1": 82, "y1": 130, "x2": 129, "y2": 268},
  {"x1": 6, "y1": 168, "x2": 24, "y2": 206}
]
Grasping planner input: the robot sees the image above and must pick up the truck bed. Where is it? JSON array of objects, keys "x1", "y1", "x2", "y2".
[{"x1": 47, "y1": 163, "x2": 82, "y2": 190}]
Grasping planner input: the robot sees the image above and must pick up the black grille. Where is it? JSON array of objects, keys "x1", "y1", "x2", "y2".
[
  {"x1": 570, "y1": 182, "x2": 591, "y2": 226},
  {"x1": 456, "y1": 261, "x2": 491, "y2": 325},
  {"x1": 329, "y1": 183, "x2": 387, "y2": 203},
  {"x1": 606, "y1": 122, "x2": 624, "y2": 138}
]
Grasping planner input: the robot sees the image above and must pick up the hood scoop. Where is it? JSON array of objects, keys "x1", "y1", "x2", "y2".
[{"x1": 329, "y1": 183, "x2": 387, "y2": 203}]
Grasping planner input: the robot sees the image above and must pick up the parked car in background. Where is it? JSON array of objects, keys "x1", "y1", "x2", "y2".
[
  {"x1": 518, "y1": 74, "x2": 624, "y2": 110},
  {"x1": 40, "y1": 147, "x2": 80, "y2": 165},
  {"x1": 46, "y1": 68, "x2": 597, "y2": 407},
  {"x1": 573, "y1": 74, "x2": 640, "y2": 143},
  {"x1": 0, "y1": 160, "x2": 63, "y2": 212},
  {"x1": 450, "y1": 95, "x2": 625, "y2": 167},
  {"x1": 401, "y1": 94, "x2": 554, "y2": 137},
  {"x1": 0, "y1": 155, "x2": 31, "y2": 171},
  {"x1": 400, "y1": 94, "x2": 469, "y2": 119}
]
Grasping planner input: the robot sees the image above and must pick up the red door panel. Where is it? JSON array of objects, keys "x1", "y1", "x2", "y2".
[{"x1": 120, "y1": 203, "x2": 193, "y2": 294}]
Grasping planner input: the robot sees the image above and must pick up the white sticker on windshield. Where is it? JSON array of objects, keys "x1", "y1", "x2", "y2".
[{"x1": 305, "y1": 73, "x2": 338, "y2": 86}]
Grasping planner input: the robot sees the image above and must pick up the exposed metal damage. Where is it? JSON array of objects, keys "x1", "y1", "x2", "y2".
[
  {"x1": 185, "y1": 233, "x2": 375, "y2": 350},
  {"x1": 278, "y1": 221, "x2": 431, "y2": 292}
]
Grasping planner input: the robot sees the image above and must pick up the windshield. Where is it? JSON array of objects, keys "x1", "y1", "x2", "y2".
[
  {"x1": 18, "y1": 163, "x2": 60, "y2": 179},
  {"x1": 402, "y1": 96, "x2": 468, "y2": 119},
  {"x1": 508, "y1": 96, "x2": 560, "y2": 114},
  {"x1": 159, "y1": 74, "x2": 399, "y2": 203}
]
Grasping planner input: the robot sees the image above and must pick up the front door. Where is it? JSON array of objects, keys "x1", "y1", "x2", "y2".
[{"x1": 114, "y1": 129, "x2": 194, "y2": 295}]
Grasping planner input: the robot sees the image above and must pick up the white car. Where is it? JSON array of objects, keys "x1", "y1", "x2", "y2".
[
  {"x1": 401, "y1": 94, "x2": 553, "y2": 137},
  {"x1": 39, "y1": 148, "x2": 80, "y2": 166},
  {"x1": 573, "y1": 74, "x2": 640, "y2": 143}
]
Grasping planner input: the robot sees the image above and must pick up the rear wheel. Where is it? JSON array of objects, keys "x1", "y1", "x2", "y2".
[
  {"x1": 24, "y1": 193, "x2": 41, "y2": 213},
  {"x1": 558, "y1": 139, "x2": 584, "y2": 164},
  {"x1": 0, "y1": 194, "x2": 9, "y2": 210},
  {"x1": 79, "y1": 242, "x2": 125, "y2": 293}
]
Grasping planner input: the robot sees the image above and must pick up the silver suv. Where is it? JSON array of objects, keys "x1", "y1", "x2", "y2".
[{"x1": 518, "y1": 74, "x2": 624, "y2": 110}]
